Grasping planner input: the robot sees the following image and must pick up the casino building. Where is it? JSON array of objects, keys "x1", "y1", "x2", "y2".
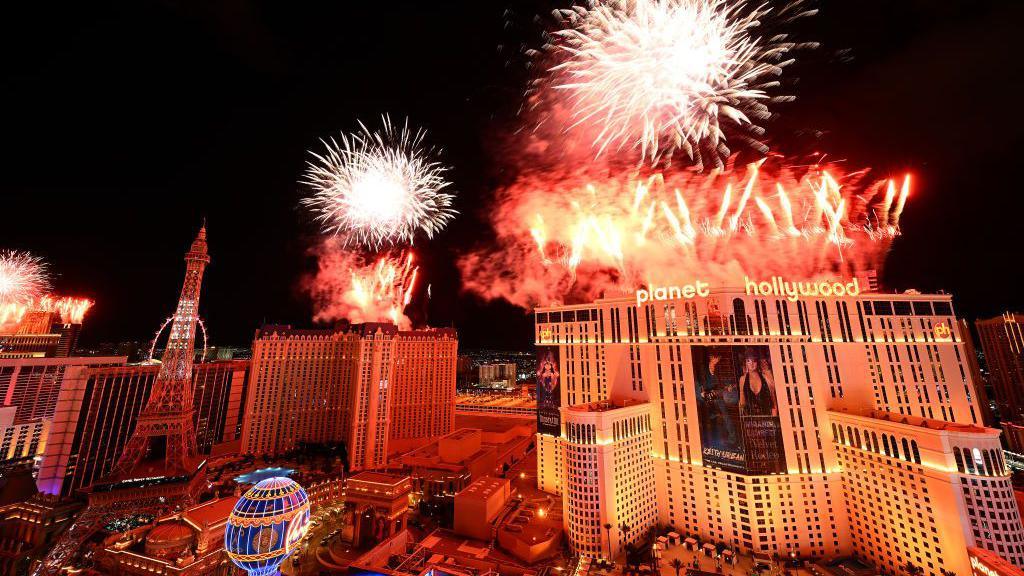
[
  {"x1": 240, "y1": 323, "x2": 457, "y2": 471},
  {"x1": 533, "y1": 283, "x2": 1024, "y2": 576}
]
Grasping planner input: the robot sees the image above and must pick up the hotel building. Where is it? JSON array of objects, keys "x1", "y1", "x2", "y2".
[
  {"x1": 0, "y1": 311, "x2": 83, "y2": 360},
  {"x1": 533, "y1": 286, "x2": 1024, "y2": 576},
  {"x1": 976, "y1": 313, "x2": 1024, "y2": 448},
  {"x1": 240, "y1": 324, "x2": 457, "y2": 470},
  {"x1": 35, "y1": 360, "x2": 249, "y2": 498},
  {"x1": 0, "y1": 356, "x2": 123, "y2": 463},
  {"x1": 479, "y1": 363, "x2": 517, "y2": 389},
  {"x1": 390, "y1": 329, "x2": 458, "y2": 454}
]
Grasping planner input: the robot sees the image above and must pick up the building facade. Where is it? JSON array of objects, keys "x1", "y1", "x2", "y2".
[
  {"x1": 35, "y1": 361, "x2": 249, "y2": 498},
  {"x1": 0, "y1": 356, "x2": 124, "y2": 463},
  {"x1": 390, "y1": 329, "x2": 458, "y2": 454},
  {"x1": 561, "y1": 399, "x2": 656, "y2": 559},
  {"x1": 479, "y1": 363, "x2": 517, "y2": 389},
  {"x1": 0, "y1": 312, "x2": 83, "y2": 360},
  {"x1": 976, "y1": 314, "x2": 1024, "y2": 428},
  {"x1": 534, "y1": 287, "x2": 1022, "y2": 576},
  {"x1": 241, "y1": 324, "x2": 456, "y2": 471}
]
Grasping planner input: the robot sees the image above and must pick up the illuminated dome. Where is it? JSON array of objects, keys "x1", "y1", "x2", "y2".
[
  {"x1": 144, "y1": 521, "x2": 194, "y2": 559},
  {"x1": 224, "y1": 477, "x2": 311, "y2": 576}
]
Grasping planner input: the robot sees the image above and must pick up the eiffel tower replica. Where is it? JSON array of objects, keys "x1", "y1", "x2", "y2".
[
  {"x1": 34, "y1": 228, "x2": 212, "y2": 575},
  {"x1": 89, "y1": 225, "x2": 211, "y2": 507}
]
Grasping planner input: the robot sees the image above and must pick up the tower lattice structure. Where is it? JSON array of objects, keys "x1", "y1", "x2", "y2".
[{"x1": 112, "y1": 226, "x2": 209, "y2": 479}]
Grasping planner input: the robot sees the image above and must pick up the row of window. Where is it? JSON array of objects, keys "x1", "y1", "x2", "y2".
[{"x1": 831, "y1": 422, "x2": 922, "y2": 464}]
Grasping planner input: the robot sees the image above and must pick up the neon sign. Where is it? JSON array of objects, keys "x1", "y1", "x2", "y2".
[
  {"x1": 744, "y1": 277, "x2": 861, "y2": 301},
  {"x1": 284, "y1": 513, "x2": 310, "y2": 552},
  {"x1": 635, "y1": 281, "x2": 710, "y2": 307}
]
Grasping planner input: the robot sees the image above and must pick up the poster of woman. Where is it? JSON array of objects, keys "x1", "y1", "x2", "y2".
[
  {"x1": 693, "y1": 345, "x2": 786, "y2": 474},
  {"x1": 536, "y1": 347, "x2": 562, "y2": 436}
]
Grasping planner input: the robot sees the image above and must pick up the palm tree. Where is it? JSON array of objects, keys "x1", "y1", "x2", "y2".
[
  {"x1": 670, "y1": 557, "x2": 684, "y2": 576},
  {"x1": 603, "y1": 523, "x2": 614, "y2": 560},
  {"x1": 903, "y1": 563, "x2": 923, "y2": 576},
  {"x1": 619, "y1": 522, "x2": 632, "y2": 548}
]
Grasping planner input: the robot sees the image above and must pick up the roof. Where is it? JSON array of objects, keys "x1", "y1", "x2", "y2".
[
  {"x1": 834, "y1": 409, "x2": 992, "y2": 434},
  {"x1": 444, "y1": 428, "x2": 481, "y2": 441},
  {"x1": 146, "y1": 521, "x2": 194, "y2": 544},
  {"x1": 255, "y1": 322, "x2": 400, "y2": 340},
  {"x1": 400, "y1": 327, "x2": 458, "y2": 338},
  {"x1": 347, "y1": 471, "x2": 409, "y2": 487},
  {"x1": 566, "y1": 398, "x2": 646, "y2": 413},
  {"x1": 456, "y1": 476, "x2": 509, "y2": 501},
  {"x1": 182, "y1": 496, "x2": 238, "y2": 528}
]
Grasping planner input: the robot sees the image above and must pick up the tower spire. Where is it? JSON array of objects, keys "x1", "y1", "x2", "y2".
[{"x1": 112, "y1": 225, "x2": 210, "y2": 481}]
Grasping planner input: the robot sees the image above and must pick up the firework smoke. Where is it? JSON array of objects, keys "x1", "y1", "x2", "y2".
[
  {"x1": 536, "y1": 0, "x2": 817, "y2": 169},
  {"x1": 0, "y1": 251, "x2": 50, "y2": 306},
  {"x1": 302, "y1": 116, "x2": 457, "y2": 249},
  {"x1": 306, "y1": 238, "x2": 419, "y2": 330},
  {"x1": 458, "y1": 159, "x2": 909, "y2": 308}
]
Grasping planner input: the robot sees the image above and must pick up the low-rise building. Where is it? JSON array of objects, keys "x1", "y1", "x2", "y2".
[
  {"x1": 454, "y1": 476, "x2": 511, "y2": 541},
  {"x1": 93, "y1": 496, "x2": 238, "y2": 576}
]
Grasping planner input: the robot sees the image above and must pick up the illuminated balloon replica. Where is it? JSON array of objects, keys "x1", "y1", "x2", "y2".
[{"x1": 225, "y1": 477, "x2": 311, "y2": 575}]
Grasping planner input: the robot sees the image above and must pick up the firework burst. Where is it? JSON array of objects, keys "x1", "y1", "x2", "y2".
[
  {"x1": 302, "y1": 116, "x2": 456, "y2": 249},
  {"x1": 458, "y1": 159, "x2": 909, "y2": 307},
  {"x1": 0, "y1": 251, "x2": 50, "y2": 306},
  {"x1": 541, "y1": 0, "x2": 817, "y2": 168},
  {"x1": 306, "y1": 238, "x2": 420, "y2": 329}
]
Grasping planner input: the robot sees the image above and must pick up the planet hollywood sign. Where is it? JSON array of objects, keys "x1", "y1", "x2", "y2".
[{"x1": 636, "y1": 276, "x2": 861, "y2": 307}]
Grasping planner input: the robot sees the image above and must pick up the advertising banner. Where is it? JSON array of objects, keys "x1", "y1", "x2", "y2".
[
  {"x1": 693, "y1": 345, "x2": 786, "y2": 474},
  {"x1": 536, "y1": 346, "x2": 561, "y2": 436}
]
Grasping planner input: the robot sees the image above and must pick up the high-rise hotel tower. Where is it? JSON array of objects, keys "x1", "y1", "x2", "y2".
[
  {"x1": 241, "y1": 323, "x2": 457, "y2": 471},
  {"x1": 534, "y1": 282, "x2": 1024, "y2": 576}
]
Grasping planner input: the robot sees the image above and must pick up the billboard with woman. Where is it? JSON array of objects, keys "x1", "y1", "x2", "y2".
[
  {"x1": 536, "y1": 347, "x2": 561, "y2": 436},
  {"x1": 693, "y1": 345, "x2": 786, "y2": 474}
]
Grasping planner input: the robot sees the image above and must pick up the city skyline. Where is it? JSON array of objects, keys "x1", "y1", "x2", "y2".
[
  {"x1": 3, "y1": 1, "x2": 1024, "y2": 350},
  {"x1": 5, "y1": 3, "x2": 1024, "y2": 575}
]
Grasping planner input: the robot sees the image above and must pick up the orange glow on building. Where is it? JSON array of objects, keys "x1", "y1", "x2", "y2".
[
  {"x1": 241, "y1": 323, "x2": 457, "y2": 471},
  {"x1": 534, "y1": 286, "x2": 1024, "y2": 575}
]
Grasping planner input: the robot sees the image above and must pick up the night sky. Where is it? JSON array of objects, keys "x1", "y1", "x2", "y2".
[{"x1": 2, "y1": 1, "x2": 1022, "y2": 350}]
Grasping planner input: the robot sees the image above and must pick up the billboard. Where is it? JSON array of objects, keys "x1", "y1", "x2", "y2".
[
  {"x1": 693, "y1": 345, "x2": 785, "y2": 474},
  {"x1": 536, "y1": 346, "x2": 561, "y2": 436}
]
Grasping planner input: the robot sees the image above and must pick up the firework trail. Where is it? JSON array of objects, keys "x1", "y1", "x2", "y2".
[
  {"x1": 302, "y1": 116, "x2": 457, "y2": 249},
  {"x1": 458, "y1": 159, "x2": 909, "y2": 307},
  {"x1": 536, "y1": 0, "x2": 817, "y2": 169},
  {"x1": 306, "y1": 238, "x2": 420, "y2": 330},
  {"x1": 0, "y1": 251, "x2": 50, "y2": 306}
]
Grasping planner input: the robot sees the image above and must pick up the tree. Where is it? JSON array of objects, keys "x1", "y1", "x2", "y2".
[
  {"x1": 670, "y1": 557, "x2": 684, "y2": 576},
  {"x1": 903, "y1": 563, "x2": 924, "y2": 576},
  {"x1": 619, "y1": 522, "x2": 632, "y2": 547},
  {"x1": 604, "y1": 523, "x2": 614, "y2": 559}
]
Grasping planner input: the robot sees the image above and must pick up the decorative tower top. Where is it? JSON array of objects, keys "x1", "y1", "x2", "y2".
[{"x1": 187, "y1": 225, "x2": 210, "y2": 263}]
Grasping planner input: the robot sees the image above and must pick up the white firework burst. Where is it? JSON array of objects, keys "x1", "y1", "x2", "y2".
[
  {"x1": 546, "y1": 0, "x2": 816, "y2": 168},
  {"x1": 302, "y1": 116, "x2": 456, "y2": 248},
  {"x1": 0, "y1": 250, "x2": 51, "y2": 305}
]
